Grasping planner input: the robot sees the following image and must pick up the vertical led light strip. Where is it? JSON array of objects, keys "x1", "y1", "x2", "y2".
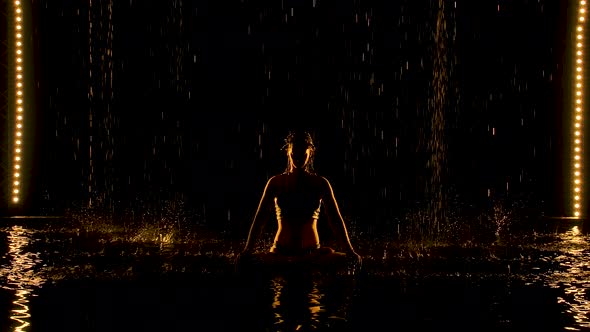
[
  {"x1": 12, "y1": 0, "x2": 25, "y2": 204},
  {"x1": 573, "y1": 0, "x2": 587, "y2": 218}
]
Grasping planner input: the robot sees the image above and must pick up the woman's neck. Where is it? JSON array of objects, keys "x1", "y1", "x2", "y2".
[{"x1": 288, "y1": 167, "x2": 307, "y2": 175}]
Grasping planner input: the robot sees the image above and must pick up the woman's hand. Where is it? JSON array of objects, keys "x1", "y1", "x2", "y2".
[{"x1": 346, "y1": 250, "x2": 362, "y2": 269}]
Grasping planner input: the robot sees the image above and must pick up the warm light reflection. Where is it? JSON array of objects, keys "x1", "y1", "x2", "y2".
[
  {"x1": 270, "y1": 277, "x2": 326, "y2": 330},
  {"x1": 572, "y1": 0, "x2": 587, "y2": 218},
  {"x1": 546, "y1": 226, "x2": 590, "y2": 329},
  {"x1": 5, "y1": 226, "x2": 45, "y2": 332}
]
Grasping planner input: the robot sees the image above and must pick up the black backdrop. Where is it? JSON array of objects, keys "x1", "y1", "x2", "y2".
[{"x1": 1, "y1": 0, "x2": 573, "y2": 228}]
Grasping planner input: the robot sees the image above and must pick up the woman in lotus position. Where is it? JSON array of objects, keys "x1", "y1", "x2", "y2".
[{"x1": 237, "y1": 131, "x2": 361, "y2": 269}]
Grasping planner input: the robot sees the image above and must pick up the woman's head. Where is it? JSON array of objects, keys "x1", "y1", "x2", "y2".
[{"x1": 283, "y1": 131, "x2": 316, "y2": 173}]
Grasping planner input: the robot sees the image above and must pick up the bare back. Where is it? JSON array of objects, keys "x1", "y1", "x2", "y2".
[{"x1": 268, "y1": 172, "x2": 327, "y2": 251}]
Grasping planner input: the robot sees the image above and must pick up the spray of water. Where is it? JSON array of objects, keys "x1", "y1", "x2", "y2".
[
  {"x1": 87, "y1": 0, "x2": 115, "y2": 212},
  {"x1": 422, "y1": 0, "x2": 449, "y2": 242}
]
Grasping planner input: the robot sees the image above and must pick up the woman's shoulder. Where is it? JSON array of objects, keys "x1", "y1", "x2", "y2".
[
  {"x1": 266, "y1": 173, "x2": 289, "y2": 187},
  {"x1": 309, "y1": 174, "x2": 333, "y2": 189}
]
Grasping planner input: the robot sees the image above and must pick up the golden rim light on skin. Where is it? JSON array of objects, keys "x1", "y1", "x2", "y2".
[
  {"x1": 574, "y1": 0, "x2": 587, "y2": 217},
  {"x1": 288, "y1": 147, "x2": 311, "y2": 170},
  {"x1": 12, "y1": 0, "x2": 24, "y2": 204}
]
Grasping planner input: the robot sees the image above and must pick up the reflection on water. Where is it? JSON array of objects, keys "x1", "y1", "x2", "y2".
[
  {"x1": 270, "y1": 275, "x2": 324, "y2": 331},
  {"x1": 1, "y1": 226, "x2": 45, "y2": 332},
  {"x1": 2, "y1": 220, "x2": 590, "y2": 330},
  {"x1": 269, "y1": 274, "x2": 351, "y2": 331},
  {"x1": 544, "y1": 225, "x2": 590, "y2": 330}
]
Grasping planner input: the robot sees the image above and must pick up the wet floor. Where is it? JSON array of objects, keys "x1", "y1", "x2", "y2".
[{"x1": 0, "y1": 219, "x2": 589, "y2": 331}]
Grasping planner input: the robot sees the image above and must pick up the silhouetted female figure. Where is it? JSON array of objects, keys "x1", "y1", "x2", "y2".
[{"x1": 236, "y1": 131, "x2": 361, "y2": 271}]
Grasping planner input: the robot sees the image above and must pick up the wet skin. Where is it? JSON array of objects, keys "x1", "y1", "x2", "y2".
[
  {"x1": 240, "y1": 143, "x2": 361, "y2": 264},
  {"x1": 270, "y1": 171, "x2": 327, "y2": 251}
]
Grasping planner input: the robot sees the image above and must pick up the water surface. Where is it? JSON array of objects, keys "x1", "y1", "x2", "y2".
[{"x1": 0, "y1": 220, "x2": 589, "y2": 331}]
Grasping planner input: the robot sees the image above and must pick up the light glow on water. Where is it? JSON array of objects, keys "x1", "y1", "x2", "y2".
[
  {"x1": 573, "y1": 0, "x2": 587, "y2": 218},
  {"x1": 3, "y1": 226, "x2": 45, "y2": 332},
  {"x1": 546, "y1": 225, "x2": 590, "y2": 330}
]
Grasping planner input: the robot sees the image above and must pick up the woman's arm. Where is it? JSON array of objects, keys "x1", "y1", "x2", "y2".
[
  {"x1": 320, "y1": 176, "x2": 358, "y2": 255},
  {"x1": 241, "y1": 176, "x2": 275, "y2": 253}
]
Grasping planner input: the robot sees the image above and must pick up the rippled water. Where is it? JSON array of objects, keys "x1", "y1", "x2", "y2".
[
  {"x1": 0, "y1": 226, "x2": 45, "y2": 332},
  {"x1": 528, "y1": 225, "x2": 590, "y2": 330},
  {"x1": 1, "y1": 220, "x2": 590, "y2": 331}
]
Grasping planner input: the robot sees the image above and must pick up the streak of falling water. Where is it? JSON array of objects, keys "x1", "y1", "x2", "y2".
[
  {"x1": 88, "y1": 0, "x2": 116, "y2": 210},
  {"x1": 424, "y1": 0, "x2": 449, "y2": 240}
]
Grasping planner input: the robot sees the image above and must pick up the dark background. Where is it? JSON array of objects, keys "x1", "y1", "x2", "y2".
[{"x1": 0, "y1": 0, "x2": 577, "y2": 231}]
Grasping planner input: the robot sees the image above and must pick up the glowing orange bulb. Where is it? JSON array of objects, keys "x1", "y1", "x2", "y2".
[{"x1": 12, "y1": 197, "x2": 19, "y2": 203}]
